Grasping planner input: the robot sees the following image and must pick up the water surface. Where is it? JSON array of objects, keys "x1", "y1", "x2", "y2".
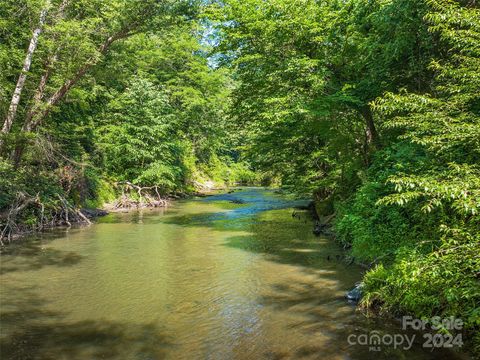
[{"x1": 0, "y1": 188, "x2": 467, "y2": 359}]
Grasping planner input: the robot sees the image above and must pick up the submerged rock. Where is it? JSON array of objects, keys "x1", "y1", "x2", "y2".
[
  {"x1": 346, "y1": 282, "x2": 363, "y2": 302},
  {"x1": 230, "y1": 198, "x2": 245, "y2": 204}
]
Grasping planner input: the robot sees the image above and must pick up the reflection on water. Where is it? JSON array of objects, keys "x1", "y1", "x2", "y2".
[{"x1": 0, "y1": 188, "x2": 468, "y2": 359}]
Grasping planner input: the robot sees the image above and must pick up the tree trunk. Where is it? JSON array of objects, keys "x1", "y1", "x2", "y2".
[
  {"x1": 23, "y1": 0, "x2": 69, "y2": 132},
  {"x1": 360, "y1": 105, "x2": 380, "y2": 146},
  {"x1": 25, "y1": 29, "x2": 131, "y2": 133},
  {"x1": 0, "y1": 4, "x2": 49, "y2": 149}
]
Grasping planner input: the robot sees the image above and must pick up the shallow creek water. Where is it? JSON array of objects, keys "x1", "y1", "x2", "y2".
[{"x1": 0, "y1": 188, "x2": 468, "y2": 359}]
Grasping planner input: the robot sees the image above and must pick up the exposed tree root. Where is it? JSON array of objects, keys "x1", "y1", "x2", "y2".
[
  {"x1": 0, "y1": 192, "x2": 90, "y2": 245},
  {"x1": 0, "y1": 182, "x2": 169, "y2": 244}
]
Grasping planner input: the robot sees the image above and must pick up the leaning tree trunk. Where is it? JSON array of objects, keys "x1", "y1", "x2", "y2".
[
  {"x1": 360, "y1": 105, "x2": 380, "y2": 146},
  {"x1": 23, "y1": 0, "x2": 69, "y2": 130},
  {"x1": 12, "y1": 2, "x2": 157, "y2": 165},
  {"x1": 25, "y1": 28, "x2": 132, "y2": 132},
  {"x1": 13, "y1": 27, "x2": 133, "y2": 166},
  {"x1": 0, "y1": 3, "x2": 49, "y2": 150}
]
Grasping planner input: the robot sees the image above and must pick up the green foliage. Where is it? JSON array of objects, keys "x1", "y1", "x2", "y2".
[
  {"x1": 362, "y1": 228, "x2": 480, "y2": 339},
  {"x1": 341, "y1": 1, "x2": 479, "y2": 351},
  {"x1": 335, "y1": 183, "x2": 413, "y2": 262},
  {"x1": 96, "y1": 76, "x2": 183, "y2": 191},
  {"x1": 1, "y1": 0, "x2": 251, "y2": 212},
  {"x1": 227, "y1": 162, "x2": 259, "y2": 185},
  {"x1": 195, "y1": 154, "x2": 257, "y2": 187},
  {"x1": 81, "y1": 167, "x2": 116, "y2": 208}
]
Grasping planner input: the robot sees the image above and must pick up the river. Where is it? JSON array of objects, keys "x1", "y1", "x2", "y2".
[{"x1": 0, "y1": 188, "x2": 467, "y2": 359}]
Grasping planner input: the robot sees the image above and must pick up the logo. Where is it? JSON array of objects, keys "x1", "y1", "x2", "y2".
[{"x1": 347, "y1": 316, "x2": 464, "y2": 352}]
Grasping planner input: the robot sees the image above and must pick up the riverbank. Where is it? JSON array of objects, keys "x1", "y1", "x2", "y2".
[
  {"x1": 0, "y1": 191, "x2": 169, "y2": 247},
  {"x1": 312, "y1": 195, "x2": 480, "y2": 358},
  {"x1": 0, "y1": 184, "x2": 233, "y2": 246}
]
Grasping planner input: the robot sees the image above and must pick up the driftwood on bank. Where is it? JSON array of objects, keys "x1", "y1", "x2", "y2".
[
  {"x1": 113, "y1": 181, "x2": 169, "y2": 210},
  {"x1": 0, "y1": 192, "x2": 91, "y2": 245}
]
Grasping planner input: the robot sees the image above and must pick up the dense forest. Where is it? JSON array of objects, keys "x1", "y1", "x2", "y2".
[{"x1": 1, "y1": 0, "x2": 479, "y2": 355}]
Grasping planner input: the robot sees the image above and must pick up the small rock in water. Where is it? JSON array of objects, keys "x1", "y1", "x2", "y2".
[
  {"x1": 313, "y1": 221, "x2": 326, "y2": 236},
  {"x1": 80, "y1": 208, "x2": 109, "y2": 219},
  {"x1": 346, "y1": 282, "x2": 363, "y2": 302}
]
